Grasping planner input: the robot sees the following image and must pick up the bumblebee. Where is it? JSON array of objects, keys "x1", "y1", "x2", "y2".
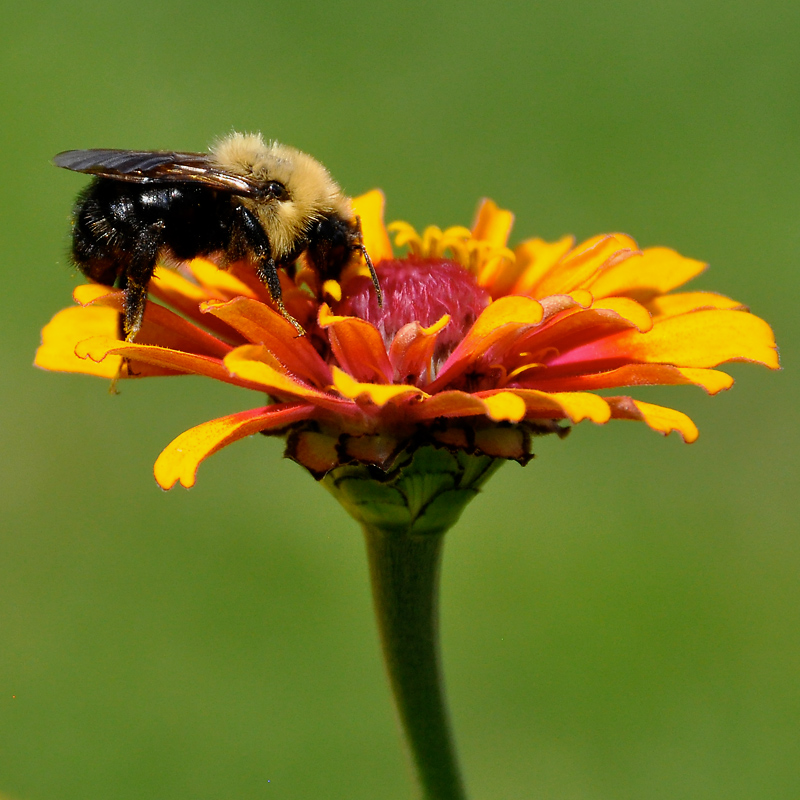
[{"x1": 54, "y1": 132, "x2": 381, "y2": 339}]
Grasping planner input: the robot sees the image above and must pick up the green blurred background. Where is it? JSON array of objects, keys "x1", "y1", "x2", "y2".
[{"x1": 1, "y1": 1, "x2": 797, "y2": 798}]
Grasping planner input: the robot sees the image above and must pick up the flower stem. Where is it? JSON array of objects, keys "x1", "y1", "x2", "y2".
[{"x1": 363, "y1": 524, "x2": 467, "y2": 800}]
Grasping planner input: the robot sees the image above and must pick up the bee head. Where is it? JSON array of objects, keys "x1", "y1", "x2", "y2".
[{"x1": 211, "y1": 132, "x2": 354, "y2": 259}]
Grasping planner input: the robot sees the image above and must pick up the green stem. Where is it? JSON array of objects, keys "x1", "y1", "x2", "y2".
[{"x1": 363, "y1": 524, "x2": 467, "y2": 800}]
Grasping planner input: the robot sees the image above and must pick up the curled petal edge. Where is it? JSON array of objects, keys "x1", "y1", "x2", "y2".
[{"x1": 155, "y1": 404, "x2": 315, "y2": 489}]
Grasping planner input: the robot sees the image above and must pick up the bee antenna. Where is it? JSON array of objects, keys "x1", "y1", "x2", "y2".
[{"x1": 360, "y1": 245, "x2": 383, "y2": 307}]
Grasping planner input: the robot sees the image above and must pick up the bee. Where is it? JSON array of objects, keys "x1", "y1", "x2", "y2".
[{"x1": 54, "y1": 132, "x2": 382, "y2": 339}]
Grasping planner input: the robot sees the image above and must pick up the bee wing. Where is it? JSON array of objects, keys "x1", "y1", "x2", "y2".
[{"x1": 53, "y1": 149, "x2": 263, "y2": 196}]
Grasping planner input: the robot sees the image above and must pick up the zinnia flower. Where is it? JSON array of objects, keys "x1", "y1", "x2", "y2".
[
  {"x1": 36, "y1": 190, "x2": 778, "y2": 494},
  {"x1": 36, "y1": 188, "x2": 779, "y2": 800}
]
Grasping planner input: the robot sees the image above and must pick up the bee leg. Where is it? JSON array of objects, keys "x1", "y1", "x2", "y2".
[
  {"x1": 255, "y1": 257, "x2": 305, "y2": 337},
  {"x1": 121, "y1": 246, "x2": 159, "y2": 341},
  {"x1": 233, "y1": 205, "x2": 305, "y2": 336}
]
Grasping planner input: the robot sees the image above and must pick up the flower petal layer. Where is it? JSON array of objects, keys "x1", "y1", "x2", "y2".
[
  {"x1": 203, "y1": 297, "x2": 332, "y2": 386},
  {"x1": 223, "y1": 346, "x2": 353, "y2": 412},
  {"x1": 430, "y1": 296, "x2": 545, "y2": 390}
]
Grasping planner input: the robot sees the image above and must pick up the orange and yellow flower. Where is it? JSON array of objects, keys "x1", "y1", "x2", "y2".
[{"x1": 36, "y1": 190, "x2": 779, "y2": 490}]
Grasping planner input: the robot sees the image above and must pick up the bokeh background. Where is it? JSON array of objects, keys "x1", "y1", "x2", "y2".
[{"x1": 1, "y1": 1, "x2": 798, "y2": 798}]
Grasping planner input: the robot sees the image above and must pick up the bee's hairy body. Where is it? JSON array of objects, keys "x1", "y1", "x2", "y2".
[{"x1": 56, "y1": 133, "x2": 380, "y2": 339}]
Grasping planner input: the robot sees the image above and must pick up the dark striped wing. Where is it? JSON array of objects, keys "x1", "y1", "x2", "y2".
[{"x1": 53, "y1": 149, "x2": 263, "y2": 196}]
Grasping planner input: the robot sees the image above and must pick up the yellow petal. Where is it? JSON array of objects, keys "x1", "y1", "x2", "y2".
[
  {"x1": 224, "y1": 345, "x2": 349, "y2": 410},
  {"x1": 471, "y1": 198, "x2": 514, "y2": 249},
  {"x1": 35, "y1": 306, "x2": 122, "y2": 377},
  {"x1": 204, "y1": 297, "x2": 332, "y2": 386},
  {"x1": 481, "y1": 391, "x2": 526, "y2": 422},
  {"x1": 503, "y1": 389, "x2": 612, "y2": 424},
  {"x1": 534, "y1": 234, "x2": 639, "y2": 297},
  {"x1": 187, "y1": 258, "x2": 259, "y2": 299},
  {"x1": 511, "y1": 235, "x2": 575, "y2": 296},
  {"x1": 607, "y1": 397, "x2": 699, "y2": 443},
  {"x1": 526, "y1": 364, "x2": 734, "y2": 395},
  {"x1": 646, "y1": 291, "x2": 745, "y2": 318},
  {"x1": 154, "y1": 404, "x2": 314, "y2": 489},
  {"x1": 557, "y1": 308, "x2": 780, "y2": 370},
  {"x1": 151, "y1": 266, "x2": 216, "y2": 302},
  {"x1": 588, "y1": 247, "x2": 706, "y2": 300},
  {"x1": 353, "y1": 189, "x2": 394, "y2": 262},
  {"x1": 331, "y1": 366, "x2": 424, "y2": 406},
  {"x1": 590, "y1": 297, "x2": 653, "y2": 332},
  {"x1": 73, "y1": 284, "x2": 122, "y2": 306}
]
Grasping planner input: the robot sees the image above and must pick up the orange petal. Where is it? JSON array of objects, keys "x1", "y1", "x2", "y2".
[
  {"x1": 203, "y1": 296, "x2": 332, "y2": 386},
  {"x1": 606, "y1": 397, "x2": 699, "y2": 443},
  {"x1": 318, "y1": 305, "x2": 393, "y2": 384},
  {"x1": 552, "y1": 309, "x2": 780, "y2": 370},
  {"x1": 331, "y1": 366, "x2": 424, "y2": 406},
  {"x1": 507, "y1": 304, "x2": 655, "y2": 372},
  {"x1": 588, "y1": 247, "x2": 706, "y2": 300},
  {"x1": 353, "y1": 189, "x2": 394, "y2": 262},
  {"x1": 388, "y1": 315, "x2": 450, "y2": 385},
  {"x1": 523, "y1": 364, "x2": 734, "y2": 395},
  {"x1": 471, "y1": 198, "x2": 514, "y2": 249},
  {"x1": 223, "y1": 345, "x2": 352, "y2": 412},
  {"x1": 73, "y1": 336, "x2": 258, "y2": 386},
  {"x1": 409, "y1": 390, "x2": 493, "y2": 421},
  {"x1": 646, "y1": 291, "x2": 745, "y2": 319},
  {"x1": 154, "y1": 403, "x2": 315, "y2": 489},
  {"x1": 35, "y1": 306, "x2": 122, "y2": 378},
  {"x1": 511, "y1": 235, "x2": 575, "y2": 296},
  {"x1": 429, "y1": 296, "x2": 545, "y2": 391}
]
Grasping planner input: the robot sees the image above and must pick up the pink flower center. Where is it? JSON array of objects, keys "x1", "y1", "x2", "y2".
[{"x1": 337, "y1": 258, "x2": 491, "y2": 355}]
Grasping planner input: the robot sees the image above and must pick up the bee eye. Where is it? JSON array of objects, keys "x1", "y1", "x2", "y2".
[{"x1": 265, "y1": 181, "x2": 289, "y2": 201}]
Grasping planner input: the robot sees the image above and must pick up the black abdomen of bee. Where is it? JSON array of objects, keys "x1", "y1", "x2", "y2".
[{"x1": 69, "y1": 179, "x2": 245, "y2": 337}]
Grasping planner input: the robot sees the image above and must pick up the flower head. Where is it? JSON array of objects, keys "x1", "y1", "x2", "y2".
[{"x1": 36, "y1": 190, "x2": 779, "y2": 497}]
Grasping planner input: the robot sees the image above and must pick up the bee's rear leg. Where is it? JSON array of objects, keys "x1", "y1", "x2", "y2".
[{"x1": 121, "y1": 245, "x2": 159, "y2": 341}]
